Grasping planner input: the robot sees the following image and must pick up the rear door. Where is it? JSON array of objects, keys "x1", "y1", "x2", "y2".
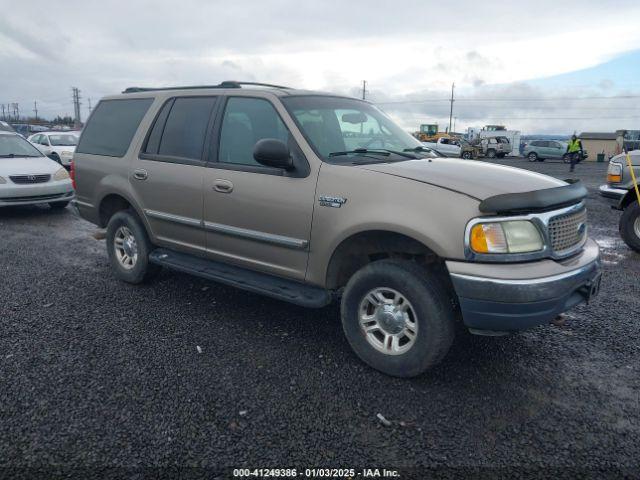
[
  {"x1": 202, "y1": 96, "x2": 316, "y2": 281},
  {"x1": 548, "y1": 141, "x2": 564, "y2": 159},
  {"x1": 132, "y1": 96, "x2": 218, "y2": 255}
]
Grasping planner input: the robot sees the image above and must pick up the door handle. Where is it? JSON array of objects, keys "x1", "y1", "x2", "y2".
[
  {"x1": 133, "y1": 169, "x2": 148, "y2": 181},
  {"x1": 213, "y1": 179, "x2": 233, "y2": 193}
]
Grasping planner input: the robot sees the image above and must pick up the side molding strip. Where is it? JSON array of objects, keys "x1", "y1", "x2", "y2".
[
  {"x1": 144, "y1": 209, "x2": 308, "y2": 250},
  {"x1": 144, "y1": 209, "x2": 202, "y2": 227},
  {"x1": 204, "y1": 221, "x2": 309, "y2": 250}
]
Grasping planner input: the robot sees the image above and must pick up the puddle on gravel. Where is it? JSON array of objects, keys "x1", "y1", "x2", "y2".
[{"x1": 594, "y1": 235, "x2": 628, "y2": 265}]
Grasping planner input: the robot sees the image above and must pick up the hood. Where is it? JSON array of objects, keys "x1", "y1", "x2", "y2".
[
  {"x1": 358, "y1": 158, "x2": 565, "y2": 200},
  {"x1": 611, "y1": 150, "x2": 640, "y2": 166},
  {"x1": 0, "y1": 155, "x2": 62, "y2": 177}
]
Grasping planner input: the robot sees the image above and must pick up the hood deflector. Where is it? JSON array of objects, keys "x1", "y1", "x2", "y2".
[{"x1": 479, "y1": 180, "x2": 587, "y2": 214}]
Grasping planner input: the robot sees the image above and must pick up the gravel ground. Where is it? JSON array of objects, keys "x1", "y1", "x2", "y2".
[{"x1": 1, "y1": 159, "x2": 638, "y2": 479}]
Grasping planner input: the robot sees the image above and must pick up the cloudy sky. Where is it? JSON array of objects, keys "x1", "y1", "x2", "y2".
[{"x1": 1, "y1": 0, "x2": 639, "y2": 134}]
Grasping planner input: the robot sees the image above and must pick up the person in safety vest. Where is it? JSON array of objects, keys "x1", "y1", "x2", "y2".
[{"x1": 566, "y1": 134, "x2": 583, "y2": 172}]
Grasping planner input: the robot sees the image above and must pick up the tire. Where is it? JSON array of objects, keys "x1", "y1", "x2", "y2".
[
  {"x1": 486, "y1": 149, "x2": 496, "y2": 159},
  {"x1": 527, "y1": 152, "x2": 538, "y2": 162},
  {"x1": 461, "y1": 151, "x2": 473, "y2": 160},
  {"x1": 340, "y1": 259, "x2": 456, "y2": 377},
  {"x1": 106, "y1": 210, "x2": 159, "y2": 284},
  {"x1": 619, "y1": 201, "x2": 640, "y2": 253},
  {"x1": 49, "y1": 201, "x2": 69, "y2": 210}
]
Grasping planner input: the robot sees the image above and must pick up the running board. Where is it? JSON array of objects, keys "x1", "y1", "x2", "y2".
[{"x1": 149, "y1": 248, "x2": 332, "y2": 308}]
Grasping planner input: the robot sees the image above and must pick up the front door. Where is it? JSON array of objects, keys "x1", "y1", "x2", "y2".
[
  {"x1": 132, "y1": 96, "x2": 218, "y2": 255},
  {"x1": 203, "y1": 96, "x2": 317, "y2": 281}
]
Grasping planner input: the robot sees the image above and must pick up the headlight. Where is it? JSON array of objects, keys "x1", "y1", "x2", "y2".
[
  {"x1": 0, "y1": 176, "x2": 6, "y2": 184},
  {"x1": 53, "y1": 168, "x2": 70, "y2": 181},
  {"x1": 469, "y1": 220, "x2": 543, "y2": 254},
  {"x1": 607, "y1": 162, "x2": 622, "y2": 183},
  {"x1": 61, "y1": 150, "x2": 74, "y2": 157}
]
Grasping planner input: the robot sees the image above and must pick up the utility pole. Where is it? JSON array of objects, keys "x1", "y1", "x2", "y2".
[
  {"x1": 448, "y1": 82, "x2": 455, "y2": 134},
  {"x1": 72, "y1": 87, "x2": 82, "y2": 128},
  {"x1": 453, "y1": 116, "x2": 457, "y2": 133},
  {"x1": 87, "y1": 97, "x2": 92, "y2": 115},
  {"x1": 1, "y1": 104, "x2": 4, "y2": 121},
  {"x1": 33, "y1": 101, "x2": 38, "y2": 122},
  {"x1": 362, "y1": 80, "x2": 367, "y2": 100}
]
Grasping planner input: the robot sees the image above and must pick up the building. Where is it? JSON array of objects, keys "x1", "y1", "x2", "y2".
[{"x1": 578, "y1": 132, "x2": 622, "y2": 160}]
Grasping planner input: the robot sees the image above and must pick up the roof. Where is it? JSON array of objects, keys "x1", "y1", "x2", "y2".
[
  {"x1": 578, "y1": 132, "x2": 618, "y2": 140},
  {"x1": 118, "y1": 80, "x2": 359, "y2": 101}
]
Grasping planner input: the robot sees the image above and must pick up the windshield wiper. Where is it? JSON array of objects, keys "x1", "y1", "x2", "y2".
[
  {"x1": 329, "y1": 148, "x2": 417, "y2": 159},
  {"x1": 329, "y1": 148, "x2": 390, "y2": 157},
  {"x1": 0, "y1": 154, "x2": 16, "y2": 158}
]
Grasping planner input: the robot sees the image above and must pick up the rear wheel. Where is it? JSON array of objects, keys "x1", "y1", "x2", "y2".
[
  {"x1": 340, "y1": 259, "x2": 456, "y2": 377},
  {"x1": 461, "y1": 151, "x2": 473, "y2": 159},
  {"x1": 106, "y1": 210, "x2": 159, "y2": 284},
  {"x1": 486, "y1": 149, "x2": 496, "y2": 159},
  {"x1": 620, "y1": 201, "x2": 640, "y2": 253},
  {"x1": 527, "y1": 152, "x2": 538, "y2": 162}
]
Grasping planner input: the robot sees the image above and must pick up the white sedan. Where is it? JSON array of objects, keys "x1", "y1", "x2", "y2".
[
  {"x1": 27, "y1": 131, "x2": 79, "y2": 167},
  {"x1": 0, "y1": 132, "x2": 74, "y2": 209}
]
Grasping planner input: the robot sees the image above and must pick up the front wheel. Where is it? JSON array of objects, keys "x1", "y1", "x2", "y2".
[
  {"x1": 620, "y1": 201, "x2": 640, "y2": 253},
  {"x1": 461, "y1": 151, "x2": 473, "y2": 159},
  {"x1": 486, "y1": 149, "x2": 496, "y2": 159},
  {"x1": 527, "y1": 152, "x2": 538, "y2": 162},
  {"x1": 106, "y1": 210, "x2": 159, "y2": 284},
  {"x1": 340, "y1": 260, "x2": 456, "y2": 377}
]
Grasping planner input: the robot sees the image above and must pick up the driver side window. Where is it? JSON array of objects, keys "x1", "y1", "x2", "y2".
[{"x1": 218, "y1": 97, "x2": 290, "y2": 166}]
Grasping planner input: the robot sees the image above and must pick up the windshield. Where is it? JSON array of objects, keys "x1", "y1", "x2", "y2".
[
  {"x1": 48, "y1": 134, "x2": 79, "y2": 146},
  {"x1": 0, "y1": 134, "x2": 44, "y2": 157},
  {"x1": 281, "y1": 96, "x2": 423, "y2": 160}
]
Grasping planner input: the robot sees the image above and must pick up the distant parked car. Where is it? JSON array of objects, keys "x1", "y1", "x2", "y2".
[
  {"x1": 479, "y1": 136, "x2": 512, "y2": 158},
  {"x1": 11, "y1": 123, "x2": 48, "y2": 138},
  {"x1": 28, "y1": 131, "x2": 79, "y2": 167},
  {"x1": 523, "y1": 140, "x2": 567, "y2": 162},
  {"x1": 0, "y1": 121, "x2": 17, "y2": 133},
  {"x1": 0, "y1": 132, "x2": 74, "y2": 209}
]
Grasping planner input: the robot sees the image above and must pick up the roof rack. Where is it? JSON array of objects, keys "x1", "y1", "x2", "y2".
[{"x1": 122, "y1": 81, "x2": 291, "y2": 94}]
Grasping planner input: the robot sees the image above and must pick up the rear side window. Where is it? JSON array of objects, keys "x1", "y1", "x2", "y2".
[
  {"x1": 156, "y1": 97, "x2": 217, "y2": 160},
  {"x1": 77, "y1": 98, "x2": 153, "y2": 157}
]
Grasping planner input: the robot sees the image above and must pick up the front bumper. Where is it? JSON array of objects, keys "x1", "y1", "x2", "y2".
[
  {"x1": 599, "y1": 184, "x2": 626, "y2": 201},
  {"x1": 447, "y1": 238, "x2": 602, "y2": 333},
  {"x1": 0, "y1": 180, "x2": 75, "y2": 207}
]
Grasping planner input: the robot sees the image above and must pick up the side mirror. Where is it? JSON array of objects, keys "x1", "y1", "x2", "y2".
[{"x1": 253, "y1": 138, "x2": 294, "y2": 170}]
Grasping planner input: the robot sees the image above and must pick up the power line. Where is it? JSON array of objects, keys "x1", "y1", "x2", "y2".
[
  {"x1": 448, "y1": 82, "x2": 455, "y2": 133},
  {"x1": 375, "y1": 94, "x2": 640, "y2": 105},
  {"x1": 71, "y1": 87, "x2": 82, "y2": 127}
]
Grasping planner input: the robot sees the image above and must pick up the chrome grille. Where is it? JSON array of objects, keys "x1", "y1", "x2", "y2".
[
  {"x1": 10, "y1": 174, "x2": 51, "y2": 184},
  {"x1": 548, "y1": 207, "x2": 587, "y2": 255}
]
